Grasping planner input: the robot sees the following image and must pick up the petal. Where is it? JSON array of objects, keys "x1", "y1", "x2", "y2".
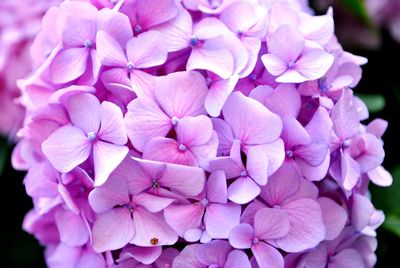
[
  {"x1": 318, "y1": 197, "x2": 347, "y2": 241},
  {"x1": 277, "y1": 199, "x2": 325, "y2": 253},
  {"x1": 330, "y1": 90, "x2": 359, "y2": 140},
  {"x1": 88, "y1": 175, "x2": 130, "y2": 213},
  {"x1": 96, "y1": 31, "x2": 127, "y2": 67},
  {"x1": 93, "y1": 141, "x2": 129, "y2": 186},
  {"x1": 225, "y1": 250, "x2": 252, "y2": 268},
  {"x1": 254, "y1": 207, "x2": 290, "y2": 240},
  {"x1": 267, "y1": 24, "x2": 304, "y2": 62},
  {"x1": 67, "y1": 93, "x2": 101, "y2": 134},
  {"x1": 172, "y1": 245, "x2": 204, "y2": 268},
  {"x1": 55, "y1": 209, "x2": 89, "y2": 247},
  {"x1": 132, "y1": 193, "x2": 174, "y2": 213},
  {"x1": 229, "y1": 223, "x2": 254, "y2": 249},
  {"x1": 366, "y1": 119, "x2": 388, "y2": 139},
  {"x1": 305, "y1": 107, "x2": 332, "y2": 144},
  {"x1": 297, "y1": 153, "x2": 330, "y2": 181},
  {"x1": 261, "y1": 54, "x2": 287, "y2": 76},
  {"x1": 295, "y1": 49, "x2": 334, "y2": 81},
  {"x1": 281, "y1": 116, "x2": 311, "y2": 148},
  {"x1": 228, "y1": 177, "x2": 261, "y2": 204},
  {"x1": 252, "y1": 242, "x2": 284, "y2": 268},
  {"x1": 92, "y1": 208, "x2": 135, "y2": 252},
  {"x1": 190, "y1": 131, "x2": 219, "y2": 169},
  {"x1": 98, "y1": 9, "x2": 133, "y2": 45},
  {"x1": 276, "y1": 69, "x2": 309, "y2": 83},
  {"x1": 220, "y1": 2, "x2": 258, "y2": 32},
  {"x1": 98, "y1": 101, "x2": 127, "y2": 145},
  {"x1": 42, "y1": 125, "x2": 91, "y2": 173},
  {"x1": 246, "y1": 146, "x2": 269, "y2": 186},
  {"x1": 254, "y1": 139, "x2": 285, "y2": 176},
  {"x1": 329, "y1": 249, "x2": 364, "y2": 268},
  {"x1": 206, "y1": 170, "x2": 227, "y2": 203},
  {"x1": 76, "y1": 248, "x2": 106, "y2": 268},
  {"x1": 164, "y1": 204, "x2": 204, "y2": 237},
  {"x1": 295, "y1": 142, "x2": 328, "y2": 166},
  {"x1": 50, "y1": 48, "x2": 88, "y2": 84},
  {"x1": 126, "y1": 31, "x2": 168, "y2": 68},
  {"x1": 196, "y1": 240, "x2": 232, "y2": 266},
  {"x1": 351, "y1": 194, "x2": 374, "y2": 232},
  {"x1": 368, "y1": 166, "x2": 393, "y2": 187},
  {"x1": 205, "y1": 75, "x2": 239, "y2": 117},
  {"x1": 131, "y1": 207, "x2": 178, "y2": 246},
  {"x1": 176, "y1": 115, "x2": 213, "y2": 147},
  {"x1": 155, "y1": 71, "x2": 208, "y2": 118},
  {"x1": 130, "y1": 70, "x2": 160, "y2": 99},
  {"x1": 223, "y1": 92, "x2": 282, "y2": 146},
  {"x1": 262, "y1": 84, "x2": 301, "y2": 118},
  {"x1": 299, "y1": 14, "x2": 334, "y2": 45},
  {"x1": 120, "y1": 246, "x2": 162, "y2": 265},
  {"x1": 353, "y1": 134, "x2": 384, "y2": 173},
  {"x1": 135, "y1": 0, "x2": 178, "y2": 29},
  {"x1": 204, "y1": 203, "x2": 241, "y2": 239},
  {"x1": 125, "y1": 98, "x2": 171, "y2": 152},
  {"x1": 212, "y1": 118, "x2": 234, "y2": 156}
]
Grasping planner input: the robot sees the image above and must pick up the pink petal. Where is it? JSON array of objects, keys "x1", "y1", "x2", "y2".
[
  {"x1": 196, "y1": 240, "x2": 232, "y2": 265},
  {"x1": 223, "y1": 92, "x2": 282, "y2": 146},
  {"x1": 92, "y1": 208, "x2": 135, "y2": 252},
  {"x1": 131, "y1": 207, "x2": 178, "y2": 246},
  {"x1": 281, "y1": 117, "x2": 311, "y2": 148},
  {"x1": 133, "y1": 193, "x2": 174, "y2": 213},
  {"x1": 76, "y1": 248, "x2": 106, "y2": 268},
  {"x1": 305, "y1": 107, "x2": 332, "y2": 144},
  {"x1": 351, "y1": 194, "x2": 374, "y2": 232},
  {"x1": 262, "y1": 84, "x2": 301, "y2": 118},
  {"x1": 98, "y1": 101, "x2": 127, "y2": 145},
  {"x1": 254, "y1": 207, "x2": 290, "y2": 240},
  {"x1": 261, "y1": 54, "x2": 287, "y2": 76},
  {"x1": 228, "y1": 176, "x2": 261, "y2": 204},
  {"x1": 220, "y1": 2, "x2": 258, "y2": 33},
  {"x1": 120, "y1": 246, "x2": 162, "y2": 265},
  {"x1": 93, "y1": 141, "x2": 129, "y2": 186},
  {"x1": 98, "y1": 9, "x2": 133, "y2": 45},
  {"x1": 329, "y1": 249, "x2": 364, "y2": 268},
  {"x1": 353, "y1": 134, "x2": 384, "y2": 173},
  {"x1": 42, "y1": 125, "x2": 91, "y2": 173},
  {"x1": 164, "y1": 204, "x2": 204, "y2": 237},
  {"x1": 130, "y1": 70, "x2": 160, "y2": 99},
  {"x1": 254, "y1": 139, "x2": 285, "y2": 176},
  {"x1": 212, "y1": 118, "x2": 234, "y2": 156},
  {"x1": 143, "y1": 137, "x2": 198, "y2": 166},
  {"x1": 67, "y1": 93, "x2": 101, "y2": 134},
  {"x1": 297, "y1": 153, "x2": 330, "y2": 181},
  {"x1": 299, "y1": 14, "x2": 334, "y2": 45},
  {"x1": 88, "y1": 175, "x2": 130, "y2": 213},
  {"x1": 96, "y1": 31, "x2": 127, "y2": 67},
  {"x1": 101, "y1": 68, "x2": 131, "y2": 90},
  {"x1": 50, "y1": 48, "x2": 88, "y2": 84},
  {"x1": 267, "y1": 24, "x2": 304, "y2": 63},
  {"x1": 318, "y1": 197, "x2": 347, "y2": 241},
  {"x1": 276, "y1": 199, "x2": 325, "y2": 253},
  {"x1": 124, "y1": 98, "x2": 171, "y2": 152},
  {"x1": 205, "y1": 203, "x2": 241, "y2": 239},
  {"x1": 190, "y1": 131, "x2": 219, "y2": 169},
  {"x1": 135, "y1": 0, "x2": 178, "y2": 29},
  {"x1": 295, "y1": 49, "x2": 334, "y2": 81},
  {"x1": 229, "y1": 223, "x2": 254, "y2": 249},
  {"x1": 252, "y1": 242, "x2": 284, "y2": 268},
  {"x1": 366, "y1": 119, "x2": 388, "y2": 139},
  {"x1": 335, "y1": 152, "x2": 360, "y2": 191},
  {"x1": 246, "y1": 146, "x2": 269, "y2": 186},
  {"x1": 206, "y1": 170, "x2": 227, "y2": 203},
  {"x1": 276, "y1": 69, "x2": 309, "y2": 83},
  {"x1": 126, "y1": 31, "x2": 168, "y2": 68},
  {"x1": 172, "y1": 245, "x2": 204, "y2": 268},
  {"x1": 155, "y1": 71, "x2": 208, "y2": 118},
  {"x1": 368, "y1": 166, "x2": 393, "y2": 187},
  {"x1": 177, "y1": 115, "x2": 213, "y2": 147},
  {"x1": 225, "y1": 250, "x2": 252, "y2": 268},
  {"x1": 295, "y1": 142, "x2": 328, "y2": 166},
  {"x1": 205, "y1": 75, "x2": 239, "y2": 117},
  {"x1": 55, "y1": 209, "x2": 89, "y2": 247}
]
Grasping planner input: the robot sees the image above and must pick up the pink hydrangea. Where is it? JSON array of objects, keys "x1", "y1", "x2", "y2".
[{"x1": 7, "y1": 0, "x2": 392, "y2": 267}]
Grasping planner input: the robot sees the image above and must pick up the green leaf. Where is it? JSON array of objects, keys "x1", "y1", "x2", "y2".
[
  {"x1": 0, "y1": 137, "x2": 8, "y2": 177},
  {"x1": 356, "y1": 94, "x2": 386, "y2": 113},
  {"x1": 383, "y1": 214, "x2": 400, "y2": 238},
  {"x1": 371, "y1": 166, "x2": 400, "y2": 214},
  {"x1": 339, "y1": 0, "x2": 372, "y2": 25}
]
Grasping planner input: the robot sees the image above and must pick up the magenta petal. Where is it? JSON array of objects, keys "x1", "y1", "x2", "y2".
[
  {"x1": 125, "y1": 98, "x2": 171, "y2": 152},
  {"x1": 92, "y1": 208, "x2": 135, "y2": 252},
  {"x1": 228, "y1": 177, "x2": 261, "y2": 204},
  {"x1": 223, "y1": 92, "x2": 282, "y2": 146},
  {"x1": 98, "y1": 101, "x2": 127, "y2": 145},
  {"x1": 50, "y1": 48, "x2": 88, "y2": 84},
  {"x1": 329, "y1": 249, "x2": 364, "y2": 268},
  {"x1": 126, "y1": 31, "x2": 168, "y2": 68},
  {"x1": 131, "y1": 207, "x2": 178, "y2": 246},
  {"x1": 155, "y1": 71, "x2": 208, "y2": 118},
  {"x1": 254, "y1": 207, "x2": 290, "y2": 240},
  {"x1": 225, "y1": 250, "x2": 252, "y2": 268},
  {"x1": 204, "y1": 203, "x2": 241, "y2": 239},
  {"x1": 42, "y1": 125, "x2": 91, "y2": 173},
  {"x1": 177, "y1": 115, "x2": 214, "y2": 147},
  {"x1": 229, "y1": 223, "x2": 254, "y2": 249},
  {"x1": 67, "y1": 93, "x2": 101, "y2": 134},
  {"x1": 164, "y1": 204, "x2": 204, "y2": 237},
  {"x1": 96, "y1": 31, "x2": 127, "y2": 67},
  {"x1": 277, "y1": 199, "x2": 325, "y2": 253},
  {"x1": 206, "y1": 171, "x2": 228, "y2": 203},
  {"x1": 252, "y1": 242, "x2": 284, "y2": 268},
  {"x1": 318, "y1": 197, "x2": 347, "y2": 241},
  {"x1": 55, "y1": 209, "x2": 89, "y2": 247},
  {"x1": 93, "y1": 141, "x2": 129, "y2": 186}
]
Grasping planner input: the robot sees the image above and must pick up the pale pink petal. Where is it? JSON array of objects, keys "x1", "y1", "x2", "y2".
[
  {"x1": 55, "y1": 209, "x2": 89, "y2": 247},
  {"x1": 130, "y1": 70, "x2": 160, "y2": 99},
  {"x1": 262, "y1": 84, "x2": 301, "y2": 118},
  {"x1": 155, "y1": 71, "x2": 208, "y2": 118},
  {"x1": 299, "y1": 14, "x2": 334, "y2": 45},
  {"x1": 228, "y1": 177, "x2": 261, "y2": 204},
  {"x1": 96, "y1": 31, "x2": 127, "y2": 67},
  {"x1": 101, "y1": 68, "x2": 131, "y2": 90},
  {"x1": 126, "y1": 31, "x2": 168, "y2": 68},
  {"x1": 297, "y1": 153, "x2": 330, "y2": 181},
  {"x1": 135, "y1": 0, "x2": 178, "y2": 29},
  {"x1": 205, "y1": 75, "x2": 239, "y2": 117},
  {"x1": 190, "y1": 131, "x2": 219, "y2": 169},
  {"x1": 220, "y1": 2, "x2": 258, "y2": 33},
  {"x1": 42, "y1": 125, "x2": 91, "y2": 173},
  {"x1": 229, "y1": 223, "x2": 254, "y2": 249},
  {"x1": 50, "y1": 48, "x2": 88, "y2": 84},
  {"x1": 131, "y1": 207, "x2": 178, "y2": 246},
  {"x1": 76, "y1": 248, "x2": 106, "y2": 268},
  {"x1": 223, "y1": 92, "x2": 282, "y2": 146},
  {"x1": 133, "y1": 193, "x2": 174, "y2": 213},
  {"x1": 204, "y1": 203, "x2": 241, "y2": 239},
  {"x1": 98, "y1": 101, "x2": 127, "y2": 145},
  {"x1": 92, "y1": 208, "x2": 135, "y2": 252},
  {"x1": 318, "y1": 197, "x2": 347, "y2": 241},
  {"x1": 246, "y1": 146, "x2": 269, "y2": 186},
  {"x1": 98, "y1": 9, "x2": 133, "y2": 45},
  {"x1": 164, "y1": 204, "x2": 204, "y2": 237},
  {"x1": 225, "y1": 250, "x2": 252, "y2": 268},
  {"x1": 295, "y1": 49, "x2": 334, "y2": 81},
  {"x1": 366, "y1": 119, "x2": 388, "y2": 139},
  {"x1": 254, "y1": 139, "x2": 285, "y2": 176},
  {"x1": 368, "y1": 166, "x2": 393, "y2": 187},
  {"x1": 281, "y1": 117, "x2": 311, "y2": 148},
  {"x1": 206, "y1": 170, "x2": 227, "y2": 203},
  {"x1": 196, "y1": 240, "x2": 231, "y2": 265},
  {"x1": 125, "y1": 98, "x2": 171, "y2": 152},
  {"x1": 252, "y1": 242, "x2": 284, "y2": 268},
  {"x1": 212, "y1": 118, "x2": 234, "y2": 156},
  {"x1": 351, "y1": 194, "x2": 374, "y2": 232},
  {"x1": 254, "y1": 207, "x2": 290, "y2": 240},
  {"x1": 67, "y1": 93, "x2": 101, "y2": 134},
  {"x1": 276, "y1": 69, "x2": 309, "y2": 83},
  {"x1": 267, "y1": 24, "x2": 304, "y2": 62},
  {"x1": 120, "y1": 246, "x2": 162, "y2": 265},
  {"x1": 261, "y1": 54, "x2": 287, "y2": 76},
  {"x1": 177, "y1": 115, "x2": 213, "y2": 147},
  {"x1": 93, "y1": 141, "x2": 129, "y2": 186}
]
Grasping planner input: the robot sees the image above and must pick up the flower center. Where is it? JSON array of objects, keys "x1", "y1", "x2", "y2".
[
  {"x1": 249, "y1": 73, "x2": 257, "y2": 81},
  {"x1": 286, "y1": 150, "x2": 294, "y2": 158},
  {"x1": 134, "y1": 25, "x2": 143, "y2": 35},
  {"x1": 253, "y1": 237, "x2": 260, "y2": 244},
  {"x1": 178, "y1": 144, "x2": 187, "y2": 151},
  {"x1": 288, "y1": 60, "x2": 295, "y2": 69},
  {"x1": 240, "y1": 170, "x2": 248, "y2": 177},
  {"x1": 126, "y1": 62, "x2": 135, "y2": 71},
  {"x1": 151, "y1": 180, "x2": 159, "y2": 189},
  {"x1": 273, "y1": 205, "x2": 281, "y2": 209},
  {"x1": 208, "y1": 0, "x2": 221, "y2": 9},
  {"x1": 124, "y1": 203, "x2": 134, "y2": 213},
  {"x1": 171, "y1": 116, "x2": 180, "y2": 126},
  {"x1": 87, "y1": 131, "x2": 97, "y2": 142},
  {"x1": 201, "y1": 198, "x2": 209, "y2": 207},
  {"x1": 342, "y1": 139, "x2": 351, "y2": 149},
  {"x1": 190, "y1": 35, "x2": 199, "y2": 47},
  {"x1": 84, "y1": 39, "x2": 93, "y2": 48}
]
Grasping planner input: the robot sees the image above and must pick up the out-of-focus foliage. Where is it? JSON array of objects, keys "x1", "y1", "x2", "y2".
[
  {"x1": 0, "y1": 138, "x2": 8, "y2": 177},
  {"x1": 357, "y1": 93, "x2": 386, "y2": 113}
]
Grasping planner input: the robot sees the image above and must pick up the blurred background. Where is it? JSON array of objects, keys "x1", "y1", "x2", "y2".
[{"x1": 1, "y1": 0, "x2": 400, "y2": 267}]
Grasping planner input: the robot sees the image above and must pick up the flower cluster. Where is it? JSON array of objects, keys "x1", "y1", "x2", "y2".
[
  {"x1": 14, "y1": 0, "x2": 392, "y2": 267},
  {"x1": 0, "y1": 0, "x2": 61, "y2": 138}
]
